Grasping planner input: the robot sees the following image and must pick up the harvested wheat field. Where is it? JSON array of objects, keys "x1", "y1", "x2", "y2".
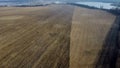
[
  {"x1": 70, "y1": 7, "x2": 117, "y2": 68},
  {"x1": 0, "y1": 5, "x2": 119, "y2": 68}
]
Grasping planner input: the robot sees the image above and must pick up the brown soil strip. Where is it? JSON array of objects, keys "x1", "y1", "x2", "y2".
[{"x1": 70, "y1": 6, "x2": 116, "y2": 68}]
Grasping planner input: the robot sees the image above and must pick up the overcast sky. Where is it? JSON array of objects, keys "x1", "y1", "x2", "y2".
[
  {"x1": 28, "y1": 0, "x2": 120, "y2": 2},
  {"x1": 0, "y1": 0, "x2": 120, "y2": 3}
]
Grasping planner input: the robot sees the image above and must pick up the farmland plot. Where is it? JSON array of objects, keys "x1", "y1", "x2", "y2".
[
  {"x1": 0, "y1": 5, "x2": 74, "y2": 68},
  {"x1": 0, "y1": 4, "x2": 118, "y2": 68},
  {"x1": 70, "y1": 6, "x2": 116, "y2": 68}
]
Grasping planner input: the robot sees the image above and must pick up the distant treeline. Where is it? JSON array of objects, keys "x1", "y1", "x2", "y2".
[
  {"x1": 106, "y1": 9, "x2": 120, "y2": 16},
  {"x1": 0, "y1": 4, "x2": 49, "y2": 7},
  {"x1": 68, "y1": 3, "x2": 98, "y2": 9},
  {"x1": 111, "y1": 3, "x2": 120, "y2": 7},
  {"x1": 68, "y1": 3, "x2": 120, "y2": 16}
]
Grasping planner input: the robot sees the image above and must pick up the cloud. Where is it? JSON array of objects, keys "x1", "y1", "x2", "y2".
[{"x1": 28, "y1": 0, "x2": 120, "y2": 3}]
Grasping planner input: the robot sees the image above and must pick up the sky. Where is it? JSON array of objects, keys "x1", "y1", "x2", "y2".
[
  {"x1": 29, "y1": 0, "x2": 120, "y2": 2},
  {"x1": 0, "y1": 0, "x2": 119, "y2": 5},
  {"x1": 0, "y1": 0, "x2": 120, "y2": 2}
]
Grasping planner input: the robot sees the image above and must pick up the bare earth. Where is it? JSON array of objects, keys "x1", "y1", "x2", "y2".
[
  {"x1": 0, "y1": 5, "x2": 74, "y2": 68},
  {"x1": 70, "y1": 7, "x2": 116, "y2": 68},
  {"x1": 0, "y1": 5, "x2": 117, "y2": 68}
]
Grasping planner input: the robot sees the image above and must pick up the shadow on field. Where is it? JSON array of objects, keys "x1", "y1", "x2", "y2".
[{"x1": 95, "y1": 16, "x2": 120, "y2": 68}]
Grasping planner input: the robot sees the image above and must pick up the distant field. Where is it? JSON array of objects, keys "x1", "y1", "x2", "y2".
[{"x1": 0, "y1": 5, "x2": 118, "y2": 68}]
